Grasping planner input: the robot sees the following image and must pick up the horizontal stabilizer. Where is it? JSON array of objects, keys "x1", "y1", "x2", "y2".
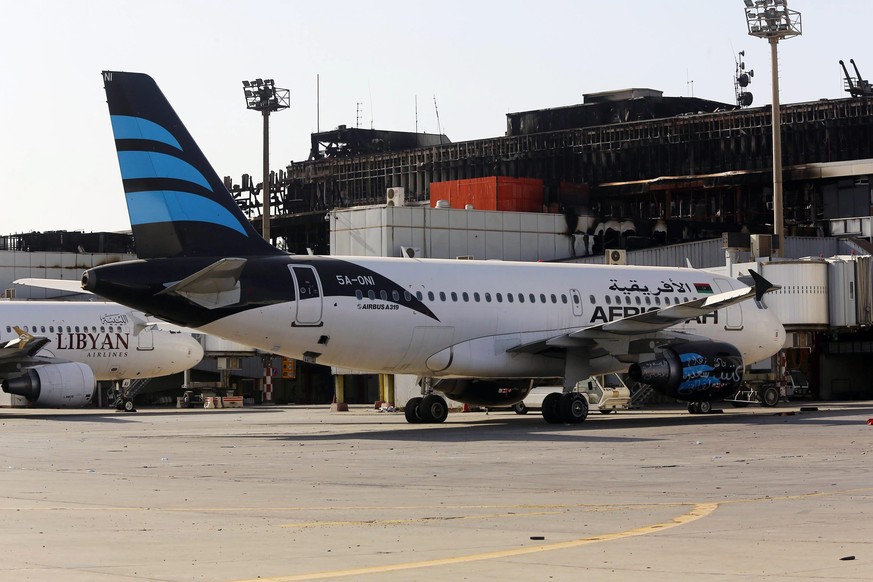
[
  {"x1": 15, "y1": 278, "x2": 94, "y2": 295},
  {"x1": 158, "y1": 258, "x2": 247, "y2": 309}
]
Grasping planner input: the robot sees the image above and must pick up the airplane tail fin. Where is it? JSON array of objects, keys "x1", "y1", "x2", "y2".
[{"x1": 101, "y1": 71, "x2": 283, "y2": 259}]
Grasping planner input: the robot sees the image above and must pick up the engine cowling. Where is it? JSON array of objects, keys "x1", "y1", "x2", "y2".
[
  {"x1": 433, "y1": 379, "x2": 530, "y2": 407},
  {"x1": 2, "y1": 363, "x2": 96, "y2": 408},
  {"x1": 627, "y1": 342, "x2": 743, "y2": 402}
]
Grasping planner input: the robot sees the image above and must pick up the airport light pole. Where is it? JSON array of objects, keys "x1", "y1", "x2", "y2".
[
  {"x1": 744, "y1": 0, "x2": 801, "y2": 258},
  {"x1": 243, "y1": 78, "x2": 290, "y2": 242}
]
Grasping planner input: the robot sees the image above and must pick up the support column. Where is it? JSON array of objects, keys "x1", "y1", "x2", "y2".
[
  {"x1": 386, "y1": 374, "x2": 395, "y2": 406},
  {"x1": 331, "y1": 374, "x2": 348, "y2": 412},
  {"x1": 262, "y1": 361, "x2": 273, "y2": 403}
]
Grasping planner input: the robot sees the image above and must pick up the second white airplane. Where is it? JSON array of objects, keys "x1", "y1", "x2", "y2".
[
  {"x1": 0, "y1": 301, "x2": 203, "y2": 408},
  {"x1": 82, "y1": 71, "x2": 785, "y2": 424}
]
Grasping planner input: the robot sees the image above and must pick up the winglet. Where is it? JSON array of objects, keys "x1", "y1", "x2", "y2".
[{"x1": 748, "y1": 269, "x2": 780, "y2": 302}]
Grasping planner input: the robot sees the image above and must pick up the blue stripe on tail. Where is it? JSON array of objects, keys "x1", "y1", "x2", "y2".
[
  {"x1": 117, "y1": 151, "x2": 213, "y2": 191},
  {"x1": 110, "y1": 115, "x2": 181, "y2": 150},
  {"x1": 125, "y1": 191, "x2": 248, "y2": 236}
]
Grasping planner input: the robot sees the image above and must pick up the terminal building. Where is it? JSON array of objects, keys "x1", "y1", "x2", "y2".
[{"x1": 7, "y1": 82, "x2": 873, "y2": 406}]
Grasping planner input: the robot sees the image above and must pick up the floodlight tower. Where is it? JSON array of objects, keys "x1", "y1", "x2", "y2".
[
  {"x1": 744, "y1": 0, "x2": 801, "y2": 258},
  {"x1": 243, "y1": 78, "x2": 290, "y2": 241}
]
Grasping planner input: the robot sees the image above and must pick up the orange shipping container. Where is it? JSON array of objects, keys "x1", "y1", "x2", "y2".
[{"x1": 429, "y1": 177, "x2": 543, "y2": 212}]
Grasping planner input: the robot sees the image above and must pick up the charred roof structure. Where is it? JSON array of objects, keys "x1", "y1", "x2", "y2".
[{"x1": 225, "y1": 90, "x2": 873, "y2": 255}]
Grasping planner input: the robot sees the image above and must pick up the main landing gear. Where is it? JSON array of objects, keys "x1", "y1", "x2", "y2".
[
  {"x1": 541, "y1": 392, "x2": 589, "y2": 424},
  {"x1": 687, "y1": 401, "x2": 713, "y2": 414},
  {"x1": 403, "y1": 394, "x2": 449, "y2": 424}
]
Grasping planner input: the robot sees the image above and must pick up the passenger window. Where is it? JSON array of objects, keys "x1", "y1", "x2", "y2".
[
  {"x1": 496, "y1": 293, "x2": 503, "y2": 303},
  {"x1": 635, "y1": 296, "x2": 641, "y2": 305},
  {"x1": 427, "y1": 291, "x2": 434, "y2": 301},
  {"x1": 645, "y1": 296, "x2": 651, "y2": 305},
  {"x1": 540, "y1": 294, "x2": 546, "y2": 303},
  {"x1": 404, "y1": 291, "x2": 412, "y2": 301},
  {"x1": 462, "y1": 292, "x2": 469, "y2": 302},
  {"x1": 451, "y1": 292, "x2": 458, "y2": 302},
  {"x1": 355, "y1": 290, "x2": 363, "y2": 300},
  {"x1": 572, "y1": 295, "x2": 580, "y2": 304},
  {"x1": 439, "y1": 292, "x2": 446, "y2": 301},
  {"x1": 380, "y1": 290, "x2": 388, "y2": 301},
  {"x1": 655, "y1": 296, "x2": 661, "y2": 305},
  {"x1": 5, "y1": 326, "x2": 9, "y2": 333},
  {"x1": 507, "y1": 294, "x2": 514, "y2": 303},
  {"x1": 589, "y1": 295, "x2": 595, "y2": 304},
  {"x1": 67, "y1": 326, "x2": 71, "y2": 332},
  {"x1": 392, "y1": 290, "x2": 400, "y2": 301},
  {"x1": 41, "y1": 326, "x2": 46, "y2": 333},
  {"x1": 561, "y1": 294, "x2": 568, "y2": 304},
  {"x1": 485, "y1": 292, "x2": 492, "y2": 302},
  {"x1": 75, "y1": 326, "x2": 80, "y2": 332},
  {"x1": 550, "y1": 294, "x2": 557, "y2": 303},
  {"x1": 624, "y1": 296, "x2": 631, "y2": 305},
  {"x1": 530, "y1": 293, "x2": 537, "y2": 303},
  {"x1": 606, "y1": 296, "x2": 612, "y2": 305},
  {"x1": 416, "y1": 291, "x2": 423, "y2": 301},
  {"x1": 517, "y1": 293, "x2": 524, "y2": 303},
  {"x1": 50, "y1": 326, "x2": 55, "y2": 333},
  {"x1": 368, "y1": 290, "x2": 376, "y2": 300},
  {"x1": 474, "y1": 292, "x2": 480, "y2": 302}
]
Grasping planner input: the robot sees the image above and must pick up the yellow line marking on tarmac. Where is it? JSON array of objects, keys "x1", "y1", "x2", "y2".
[
  {"x1": 231, "y1": 487, "x2": 873, "y2": 582},
  {"x1": 235, "y1": 502, "x2": 717, "y2": 582}
]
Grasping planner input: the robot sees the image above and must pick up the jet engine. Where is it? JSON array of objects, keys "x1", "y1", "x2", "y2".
[
  {"x1": 433, "y1": 378, "x2": 530, "y2": 407},
  {"x1": 627, "y1": 342, "x2": 743, "y2": 402},
  {"x1": 2, "y1": 363, "x2": 96, "y2": 408}
]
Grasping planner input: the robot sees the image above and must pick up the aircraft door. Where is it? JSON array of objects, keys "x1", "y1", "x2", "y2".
[
  {"x1": 570, "y1": 289, "x2": 583, "y2": 317},
  {"x1": 714, "y1": 279, "x2": 743, "y2": 330},
  {"x1": 289, "y1": 265, "x2": 324, "y2": 326},
  {"x1": 136, "y1": 327, "x2": 154, "y2": 351}
]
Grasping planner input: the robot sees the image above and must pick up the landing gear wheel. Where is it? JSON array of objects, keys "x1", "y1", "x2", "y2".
[
  {"x1": 760, "y1": 386, "x2": 780, "y2": 407},
  {"x1": 513, "y1": 402, "x2": 528, "y2": 415},
  {"x1": 541, "y1": 392, "x2": 562, "y2": 424},
  {"x1": 123, "y1": 399, "x2": 136, "y2": 413},
  {"x1": 697, "y1": 401, "x2": 712, "y2": 414},
  {"x1": 404, "y1": 397, "x2": 424, "y2": 423},
  {"x1": 688, "y1": 402, "x2": 700, "y2": 414},
  {"x1": 558, "y1": 392, "x2": 588, "y2": 424},
  {"x1": 419, "y1": 394, "x2": 448, "y2": 423}
]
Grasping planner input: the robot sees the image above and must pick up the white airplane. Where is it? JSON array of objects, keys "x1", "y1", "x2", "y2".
[
  {"x1": 82, "y1": 71, "x2": 786, "y2": 424},
  {"x1": 0, "y1": 301, "x2": 203, "y2": 408}
]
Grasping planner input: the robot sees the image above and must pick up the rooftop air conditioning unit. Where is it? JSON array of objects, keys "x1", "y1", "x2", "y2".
[
  {"x1": 606, "y1": 249, "x2": 627, "y2": 265},
  {"x1": 400, "y1": 246, "x2": 422, "y2": 259},
  {"x1": 386, "y1": 187, "x2": 405, "y2": 207}
]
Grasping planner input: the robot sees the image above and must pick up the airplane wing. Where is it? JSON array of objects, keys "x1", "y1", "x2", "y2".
[
  {"x1": 0, "y1": 327, "x2": 51, "y2": 359},
  {"x1": 511, "y1": 270, "x2": 778, "y2": 355},
  {"x1": 14, "y1": 278, "x2": 94, "y2": 295}
]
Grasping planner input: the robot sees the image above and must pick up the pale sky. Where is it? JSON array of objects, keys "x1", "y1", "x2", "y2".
[{"x1": 0, "y1": 0, "x2": 867, "y2": 234}]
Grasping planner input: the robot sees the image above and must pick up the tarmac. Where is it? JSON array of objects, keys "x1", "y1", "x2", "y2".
[{"x1": 0, "y1": 401, "x2": 871, "y2": 581}]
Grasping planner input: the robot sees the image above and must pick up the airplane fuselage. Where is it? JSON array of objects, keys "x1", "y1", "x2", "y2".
[{"x1": 85, "y1": 256, "x2": 785, "y2": 381}]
